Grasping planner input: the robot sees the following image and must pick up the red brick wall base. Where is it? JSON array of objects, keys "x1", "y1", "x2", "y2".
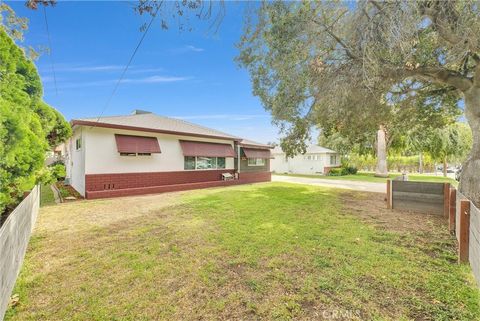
[{"x1": 84, "y1": 170, "x2": 271, "y2": 199}]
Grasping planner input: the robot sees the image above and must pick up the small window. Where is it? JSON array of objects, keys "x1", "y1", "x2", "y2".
[
  {"x1": 75, "y1": 138, "x2": 82, "y2": 150},
  {"x1": 330, "y1": 155, "x2": 337, "y2": 165},
  {"x1": 217, "y1": 157, "x2": 226, "y2": 169},
  {"x1": 184, "y1": 156, "x2": 195, "y2": 169},
  {"x1": 247, "y1": 158, "x2": 265, "y2": 166},
  {"x1": 184, "y1": 156, "x2": 226, "y2": 170},
  {"x1": 120, "y1": 152, "x2": 151, "y2": 156}
]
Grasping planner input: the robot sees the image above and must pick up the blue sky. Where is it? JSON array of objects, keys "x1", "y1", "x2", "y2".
[{"x1": 7, "y1": 1, "x2": 285, "y2": 143}]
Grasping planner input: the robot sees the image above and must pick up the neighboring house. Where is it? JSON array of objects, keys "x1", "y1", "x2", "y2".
[
  {"x1": 271, "y1": 145, "x2": 340, "y2": 175},
  {"x1": 64, "y1": 110, "x2": 273, "y2": 199},
  {"x1": 45, "y1": 143, "x2": 67, "y2": 165}
]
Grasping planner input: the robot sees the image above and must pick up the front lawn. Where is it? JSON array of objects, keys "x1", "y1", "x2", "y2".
[
  {"x1": 6, "y1": 183, "x2": 478, "y2": 320},
  {"x1": 275, "y1": 171, "x2": 458, "y2": 185}
]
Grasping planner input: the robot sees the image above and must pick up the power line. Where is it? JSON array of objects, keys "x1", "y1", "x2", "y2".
[
  {"x1": 94, "y1": 4, "x2": 161, "y2": 123},
  {"x1": 43, "y1": 5, "x2": 58, "y2": 96}
]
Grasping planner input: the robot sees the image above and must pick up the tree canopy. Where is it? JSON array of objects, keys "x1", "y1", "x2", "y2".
[
  {"x1": 0, "y1": 27, "x2": 71, "y2": 215},
  {"x1": 238, "y1": 1, "x2": 480, "y2": 205}
]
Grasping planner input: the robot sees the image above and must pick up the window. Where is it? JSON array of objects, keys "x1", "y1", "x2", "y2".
[
  {"x1": 330, "y1": 155, "x2": 337, "y2": 165},
  {"x1": 120, "y1": 152, "x2": 151, "y2": 156},
  {"x1": 184, "y1": 157, "x2": 226, "y2": 170},
  {"x1": 75, "y1": 138, "x2": 82, "y2": 150},
  {"x1": 247, "y1": 158, "x2": 265, "y2": 166},
  {"x1": 217, "y1": 157, "x2": 226, "y2": 169}
]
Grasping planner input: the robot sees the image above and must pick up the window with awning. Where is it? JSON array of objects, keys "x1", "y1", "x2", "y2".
[
  {"x1": 114, "y1": 134, "x2": 161, "y2": 154},
  {"x1": 242, "y1": 148, "x2": 272, "y2": 159},
  {"x1": 179, "y1": 140, "x2": 235, "y2": 157}
]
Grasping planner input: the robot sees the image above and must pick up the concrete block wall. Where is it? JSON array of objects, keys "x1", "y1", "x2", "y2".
[{"x1": 0, "y1": 186, "x2": 40, "y2": 321}]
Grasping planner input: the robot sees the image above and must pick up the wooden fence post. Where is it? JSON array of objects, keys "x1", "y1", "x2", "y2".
[
  {"x1": 449, "y1": 188, "x2": 456, "y2": 234},
  {"x1": 459, "y1": 199, "x2": 471, "y2": 263},
  {"x1": 444, "y1": 183, "x2": 450, "y2": 219},
  {"x1": 386, "y1": 180, "x2": 392, "y2": 209}
]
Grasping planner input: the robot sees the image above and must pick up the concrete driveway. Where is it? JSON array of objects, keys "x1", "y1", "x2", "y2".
[{"x1": 272, "y1": 174, "x2": 386, "y2": 193}]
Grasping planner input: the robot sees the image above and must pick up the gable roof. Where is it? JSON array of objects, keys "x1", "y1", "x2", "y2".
[
  {"x1": 272, "y1": 145, "x2": 337, "y2": 154},
  {"x1": 71, "y1": 113, "x2": 241, "y2": 141}
]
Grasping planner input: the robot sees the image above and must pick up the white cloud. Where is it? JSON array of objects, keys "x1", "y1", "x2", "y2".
[
  {"x1": 45, "y1": 64, "x2": 165, "y2": 74},
  {"x1": 123, "y1": 75, "x2": 191, "y2": 83},
  {"x1": 170, "y1": 45, "x2": 205, "y2": 54},
  {"x1": 43, "y1": 75, "x2": 190, "y2": 89},
  {"x1": 185, "y1": 45, "x2": 204, "y2": 52}
]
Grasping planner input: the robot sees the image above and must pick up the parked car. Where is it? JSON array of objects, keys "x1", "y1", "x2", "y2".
[{"x1": 437, "y1": 165, "x2": 456, "y2": 173}]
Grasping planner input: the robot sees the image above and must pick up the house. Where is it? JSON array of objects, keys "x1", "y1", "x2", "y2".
[
  {"x1": 64, "y1": 110, "x2": 273, "y2": 199},
  {"x1": 271, "y1": 145, "x2": 340, "y2": 175}
]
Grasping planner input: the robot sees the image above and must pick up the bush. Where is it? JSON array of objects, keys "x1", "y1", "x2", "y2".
[
  {"x1": 49, "y1": 164, "x2": 66, "y2": 181},
  {"x1": 344, "y1": 166, "x2": 358, "y2": 175},
  {"x1": 327, "y1": 165, "x2": 358, "y2": 176},
  {"x1": 328, "y1": 168, "x2": 348, "y2": 176}
]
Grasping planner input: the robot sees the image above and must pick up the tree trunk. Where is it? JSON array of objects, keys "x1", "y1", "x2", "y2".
[
  {"x1": 443, "y1": 156, "x2": 447, "y2": 177},
  {"x1": 419, "y1": 152, "x2": 423, "y2": 174},
  {"x1": 459, "y1": 88, "x2": 480, "y2": 207},
  {"x1": 375, "y1": 125, "x2": 388, "y2": 177}
]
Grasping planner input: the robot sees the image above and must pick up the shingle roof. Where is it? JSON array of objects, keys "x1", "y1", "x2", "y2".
[
  {"x1": 272, "y1": 145, "x2": 337, "y2": 154},
  {"x1": 72, "y1": 113, "x2": 241, "y2": 140}
]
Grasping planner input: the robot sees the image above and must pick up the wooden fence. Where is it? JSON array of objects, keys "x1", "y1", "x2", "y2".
[
  {"x1": 386, "y1": 180, "x2": 450, "y2": 216},
  {"x1": 386, "y1": 180, "x2": 480, "y2": 287},
  {"x1": 0, "y1": 185, "x2": 40, "y2": 321},
  {"x1": 454, "y1": 191, "x2": 480, "y2": 286}
]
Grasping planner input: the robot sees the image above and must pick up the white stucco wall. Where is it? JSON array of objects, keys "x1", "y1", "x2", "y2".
[
  {"x1": 66, "y1": 128, "x2": 86, "y2": 195},
  {"x1": 83, "y1": 127, "x2": 235, "y2": 175},
  {"x1": 271, "y1": 152, "x2": 339, "y2": 175}
]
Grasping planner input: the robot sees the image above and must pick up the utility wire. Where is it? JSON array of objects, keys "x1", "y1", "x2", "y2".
[
  {"x1": 43, "y1": 5, "x2": 58, "y2": 96},
  {"x1": 94, "y1": 4, "x2": 161, "y2": 123}
]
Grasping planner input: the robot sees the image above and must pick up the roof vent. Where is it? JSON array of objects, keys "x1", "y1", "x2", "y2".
[{"x1": 132, "y1": 109, "x2": 152, "y2": 115}]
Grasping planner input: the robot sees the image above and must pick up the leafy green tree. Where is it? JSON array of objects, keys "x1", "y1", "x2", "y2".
[
  {"x1": 424, "y1": 123, "x2": 472, "y2": 177},
  {"x1": 0, "y1": 27, "x2": 71, "y2": 215},
  {"x1": 237, "y1": 1, "x2": 480, "y2": 205}
]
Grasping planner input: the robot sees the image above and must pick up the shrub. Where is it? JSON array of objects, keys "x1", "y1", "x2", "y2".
[
  {"x1": 328, "y1": 166, "x2": 358, "y2": 176},
  {"x1": 328, "y1": 168, "x2": 348, "y2": 176},
  {"x1": 49, "y1": 164, "x2": 66, "y2": 181},
  {"x1": 344, "y1": 166, "x2": 358, "y2": 175}
]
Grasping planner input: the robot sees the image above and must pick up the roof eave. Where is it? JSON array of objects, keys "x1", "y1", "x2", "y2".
[{"x1": 71, "y1": 119, "x2": 242, "y2": 142}]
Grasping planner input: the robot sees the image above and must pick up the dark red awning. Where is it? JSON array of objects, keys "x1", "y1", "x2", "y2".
[
  {"x1": 243, "y1": 148, "x2": 272, "y2": 159},
  {"x1": 180, "y1": 140, "x2": 235, "y2": 157},
  {"x1": 114, "y1": 134, "x2": 161, "y2": 153}
]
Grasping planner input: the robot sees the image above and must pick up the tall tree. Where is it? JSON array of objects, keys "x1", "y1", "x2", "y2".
[
  {"x1": 424, "y1": 122, "x2": 473, "y2": 177},
  {"x1": 238, "y1": 1, "x2": 480, "y2": 205},
  {"x1": 0, "y1": 10, "x2": 71, "y2": 215}
]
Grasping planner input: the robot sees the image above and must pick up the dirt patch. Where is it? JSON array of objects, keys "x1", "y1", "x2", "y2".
[{"x1": 339, "y1": 191, "x2": 446, "y2": 234}]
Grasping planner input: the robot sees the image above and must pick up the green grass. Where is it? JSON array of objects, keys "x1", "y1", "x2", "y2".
[
  {"x1": 6, "y1": 183, "x2": 478, "y2": 320},
  {"x1": 275, "y1": 171, "x2": 458, "y2": 185},
  {"x1": 39, "y1": 185, "x2": 55, "y2": 207}
]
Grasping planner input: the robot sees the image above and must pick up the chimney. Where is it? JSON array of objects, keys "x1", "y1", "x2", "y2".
[{"x1": 132, "y1": 109, "x2": 152, "y2": 115}]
